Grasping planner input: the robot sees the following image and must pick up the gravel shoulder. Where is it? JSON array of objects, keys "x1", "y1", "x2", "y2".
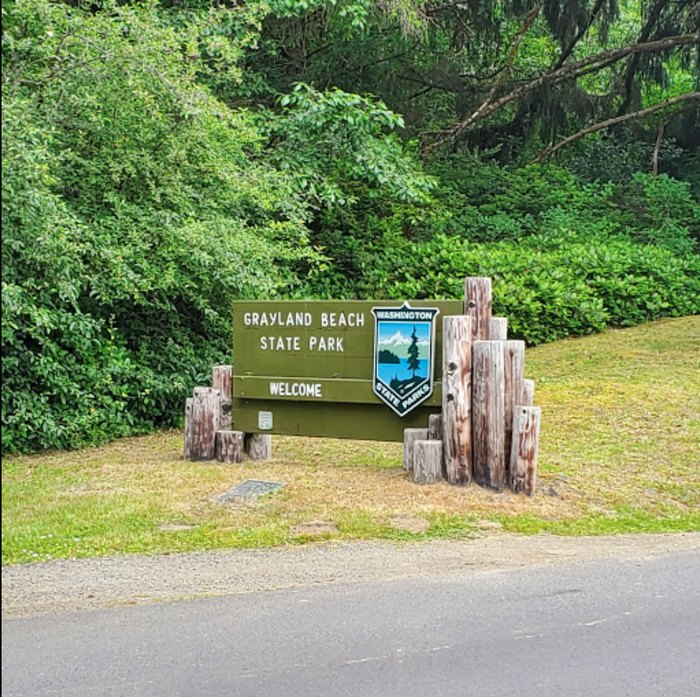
[{"x1": 3, "y1": 532, "x2": 700, "y2": 619}]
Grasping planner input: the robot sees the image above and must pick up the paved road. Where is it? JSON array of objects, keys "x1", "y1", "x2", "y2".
[{"x1": 3, "y1": 546, "x2": 699, "y2": 697}]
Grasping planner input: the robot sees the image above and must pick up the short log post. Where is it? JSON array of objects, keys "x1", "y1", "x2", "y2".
[
  {"x1": 509, "y1": 406, "x2": 541, "y2": 496},
  {"x1": 503, "y1": 340, "x2": 525, "y2": 474},
  {"x1": 490, "y1": 317, "x2": 508, "y2": 341},
  {"x1": 404, "y1": 428, "x2": 429, "y2": 472},
  {"x1": 522, "y1": 379, "x2": 535, "y2": 407},
  {"x1": 428, "y1": 414, "x2": 442, "y2": 441},
  {"x1": 188, "y1": 387, "x2": 221, "y2": 461},
  {"x1": 472, "y1": 341, "x2": 506, "y2": 491},
  {"x1": 245, "y1": 433, "x2": 272, "y2": 460},
  {"x1": 413, "y1": 440, "x2": 443, "y2": 485},
  {"x1": 215, "y1": 430, "x2": 244, "y2": 464},
  {"x1": 464, "y1": 277, "x2": 492, "y2": 341},
  {"x1": 213, "y1": 365, "x2": 233, "y2": 430},
  {"x1": 442, "y1": 316, "x2": 472, "y2": 485},
  {"x1": 183, "y1": 397, "x2": 194, "y2": 459}
]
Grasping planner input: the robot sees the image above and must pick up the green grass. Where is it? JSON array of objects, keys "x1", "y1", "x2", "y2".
[{"x1": 2, "y1": 316, "x2": 699, "y2": 565}]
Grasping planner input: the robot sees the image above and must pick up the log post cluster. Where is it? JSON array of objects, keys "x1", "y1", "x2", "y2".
[
  {"x1": 183, "y1": 364, "x2": 271, "y2": 464},
  {"x1": 405, "y1": 276, "x2": 541, "y2": 495}
]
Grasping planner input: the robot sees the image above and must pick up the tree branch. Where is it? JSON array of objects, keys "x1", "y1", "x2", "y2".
[
  {"x1": 553, "y1": 0, "x2": 607, "y2": 70},
  {"x1": 423, "y1": 32, "x2": 699, "y2": 155},
  {"x1": 532, "y1": 92, "x2": 700, "y2": 162}
]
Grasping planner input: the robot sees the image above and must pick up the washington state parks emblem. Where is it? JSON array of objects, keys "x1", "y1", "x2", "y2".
[{"x1": 371, "y1": 302, "x2": 440, "y2": 416}]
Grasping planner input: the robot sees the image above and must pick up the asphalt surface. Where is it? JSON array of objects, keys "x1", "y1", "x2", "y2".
[{"x1": 3, "y1": 538, "x2": 699, "y2": 697}]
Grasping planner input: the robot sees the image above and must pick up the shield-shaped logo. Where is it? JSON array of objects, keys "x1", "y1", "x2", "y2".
[{"x1": 371, "y1": 302, "x2": 440, "y2": 416}]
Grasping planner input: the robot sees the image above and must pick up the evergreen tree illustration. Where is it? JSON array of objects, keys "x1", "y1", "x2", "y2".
[{"x1": 407, "y1": 326, "x2": 421, "y2": 378}]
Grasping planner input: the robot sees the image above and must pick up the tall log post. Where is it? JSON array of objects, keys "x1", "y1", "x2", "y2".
[
  {"x1": 245, "y1": 433, "x2": 272, "y2": 460},
  {"x1": 404, "y1": 428, "x2": 429, "y2": 472},
  {"x1": 183, "y1": 397, "x2": 194, "y2": 459},
  {"x1": 413, "y1": 440, "x2": 443, "y2": 484},
  {"x1": 442, "y1": 316, "x2": 472, "y2": 485},
  {"x1": 212, "y1": 365, "x2": 232, "y2": 400},
  {"x1": 428, "y1": 414, "x2": 442, "y2": 441},
  {"x1": 509, "y1": 406, "x2": 541, "y2": 496},
  {"x1": 522, "y1": 379, "x2": 535, "y2": 407},
  {"x1": 188, "y1": 387, "x2": 221, "y2": 461},
  {"x1": 213, "y1": 365, "x2": 233, "y2": 429},
  {"x1": 472, "y1": 341, "x2": 506, "y2": 491},
  {"x1": 215, "y1": 430, "x2": 244, "y2": 464},
  {"x1": 503, "y1": 340, "x2": 525, "y2": 474},
  {"x1": 464, "y1": 277, "x2": 492, "y2": 341},
  {"x1": 490, "y1": 317, "x2": 508, "y2": 341}
]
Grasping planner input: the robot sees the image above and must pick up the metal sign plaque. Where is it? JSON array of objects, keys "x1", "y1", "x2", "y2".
[
  {"x1": 231, "y1": 299, "x2": 463, "y2": 441},
  {"x1": 371, "y1": 303, "x2": 439, "y2": 416}
]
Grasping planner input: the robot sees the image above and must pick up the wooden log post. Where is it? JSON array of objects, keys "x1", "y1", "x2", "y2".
[
  {"x1": 522, "y1": 379, "x2": 535, "y2": 407},
  {"x1": 442, "y1": 316, "x2": 472, "y2": 485},
  {"x1": 215, "y1": 430, "x2": 245, "y2": 464},
  {"x1": 464, "y1": 277, "x2": 492, "y2": 341},
  {"x1": 490, "y1": 317, "x2": 508, "y2": 341},
  {"x1": 509, "y1": 406, "x2": 541, "y2": 496},
  {"x1": 404, "y1": 428, "x2": 429, "y2": 472},
  {"x1": 413, "y1": 440, "x2": 443, "y2": 485},
  {"x1": 503, "y1": 340, "x2": 525, "y2": 475},
  {"x1": 244, "y1": 433, "x2": 272, "y2": 460},
  {"x1": 472, "y1": 341, "x2": 506, "y2": 491},
  {"x1": 183, "y1": 397, "x2": 194, "y2": 459},
  {"x1": 428, "y1": 414, "x2": 442, "y2": 441},
  {"x1": 188, "y1": 387, "x2": 221, "y2": 461},
  {"x1": 213, "y1": 365, "x2": 233, "y2": 430}
]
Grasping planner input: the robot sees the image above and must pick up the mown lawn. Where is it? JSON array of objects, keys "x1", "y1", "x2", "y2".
[{"x1": 3, "y1": 316, "x2": 699, "y2": 565}]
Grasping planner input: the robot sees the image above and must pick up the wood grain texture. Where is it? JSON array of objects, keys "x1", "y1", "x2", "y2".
[
  {"x1": 428, "y1": 414, "x2": 442, "y2": 441},
  {"x1": 464, "y1": 277, "x2": 492, "y2": 341},
  {"x1": 490, "y1": 317, "x2": 508, "y2": 341},
  {"x1": 522, "y1": 379, "x2": 535, "y2": 407},
  {"x1": 215, "y1": 430, "x2": 244, "y2": 464},
  {"x1": 509, "y1": 406, "x2": 541, "y2": 496},
  {"x1": 183, "y1": 397, "x2": 193, "y2": 459},
  {"x1": 413, "y1": 440, "x2": 443, "y2": 484},
  {"x1": 218, "y1": 397, "x2": 232, "y2": 430},
  {"x1": 504, "y1": 340, "x2": 525, "y2": 474},
  {"x1": 188, "y1": 387, "x2": 221, "y2": 461},
  {"x1": 404, "y1": 428, "x2": 429, "y2": 472},
  {"x1": 472, "y1": 341, "x2": 506, "y2": 491},
  {"x1": 442, "y1": 316, "x2": 472, "y2": 485},
  {"x1": 212, "y1": 365, "x2": 233, "y2": 401},
  {"x1": 244, "y1": 433, "x2": 272, "y2": 460}
]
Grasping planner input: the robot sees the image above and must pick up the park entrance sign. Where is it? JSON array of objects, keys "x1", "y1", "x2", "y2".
[{"x1": 232, "y1": 300, "x2": 463, "y2": 441}]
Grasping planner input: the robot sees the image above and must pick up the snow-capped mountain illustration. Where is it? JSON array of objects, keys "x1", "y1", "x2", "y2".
[{"x1": 378, "y1": 331, "x2": 429, "y2": 348}]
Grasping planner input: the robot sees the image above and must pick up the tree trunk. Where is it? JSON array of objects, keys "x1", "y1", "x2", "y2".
[
  {"x1": 212, "y1": 365, "x2": 233, "y2": 400},
  {"x1": 442, "y1": 315, "x2": 472, "y2": 485},
  {"x1": 215, "y1": 430, "x2": 244, "y2": 464},
  {"x1": 472, "y1": 341, "x2": 506, "y2": 491},
  {"x1": 404, "y1": 428, "x2": 429, "y2": 472},
  {"x1": 413, "y1": 440, "x2": 443, "y2": 484},
  {"x1": 464, "y1": 277, "x2": 492, "y2": 341},
  {"x1": 509, "y1": 406, "x2": 541, "y2": 496}
]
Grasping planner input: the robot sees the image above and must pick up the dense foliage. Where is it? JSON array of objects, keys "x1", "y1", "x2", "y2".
[{"x1": 3, "y1": 0, "x2": 699, "y2": 452}]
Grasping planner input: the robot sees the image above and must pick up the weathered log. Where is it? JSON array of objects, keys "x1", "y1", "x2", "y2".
[
  {"x1": 509, "y1": 406, "x2": 541, "y2": 496},
  {"x1": 404, "y1": 428, "x2": 429, "y2": 472},
  {"x1": 503, "y1": 340, "x2": 525, "y2": 473},
  {"x1": 442, "y1": 316, "x2": 472, "y2": 485},
  {"x1": 212, "y1": 365, "x2": 233, "y2": 400},
  {"x1": 215, "y1": 430, "x2": 244, "y2": 464},
  {"x1": 472, "y1": 341, "x2": 506, "y2": 491},
  {"x1": 413, "y1": 440, "x2": 443, "y2": 485},
  {"x1": 490, "y1": 316, "x2": 508, "y2": 341},
  {"x1": 183, "y1": 397, "x2": 193, "y2": 459},
  {"x1": 244, "y1": 433, "x2": 272, "y2": 460},
  {"x1": 218, "y1": 398, "x2": 232, "y2": 430},
  {"x1": 464, "y1": 277, "x2": 492, "y2": 341},
  {"x1": 188, "y1": 387, "x2": 221, "y2": 461},
  {"x1": 428, "y1": 414, "x2": 442, "y2": 441},
  {"x1": 522, "y1": 379, "x2": 535, "y2": 407}
]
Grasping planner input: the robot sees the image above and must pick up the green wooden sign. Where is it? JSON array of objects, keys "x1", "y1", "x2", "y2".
[{"x1": 231, "y1": 300, "x2": 463, "y2": 441}]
